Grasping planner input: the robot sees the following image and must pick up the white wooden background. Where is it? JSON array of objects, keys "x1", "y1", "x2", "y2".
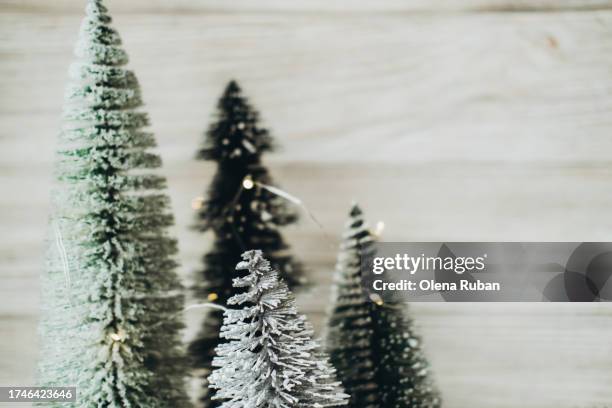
[{"x1": 2, "y1": 1, "x2": 612, "y2": 407}]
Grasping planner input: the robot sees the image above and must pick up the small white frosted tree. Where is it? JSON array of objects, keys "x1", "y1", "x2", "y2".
[
  {"x1": 208, "y1": 250, "x2": 348, "y2": 408},
  {"x1": 36, "y1": 1, "x2": 190, "y2": 406}
]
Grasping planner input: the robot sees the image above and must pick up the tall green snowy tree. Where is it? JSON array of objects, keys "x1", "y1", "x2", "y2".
[
  {"x1": 326, "y1": 204, "x2": 441, "y2": 408},
  {"x1": 37, "y1": 1, "x2": 190, "y2": 406},
  {"x1": 209, "y1": 250, "x2": 348, "y2": 408},
  {"x1": 189, "y1": 80, "x2": 304, "y2": 406}
]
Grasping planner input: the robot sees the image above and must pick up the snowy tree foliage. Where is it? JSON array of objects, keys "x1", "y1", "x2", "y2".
[
  {"x1": 326, "y1": 204, "x2": 441, "y2": 408},
  {"x1": 209, "y1": 250, "x2": 348, "y2": 408},
  {"x1": 190, "y1": 80, "x2": 304, "y2": 406},
  {"x1": 36, "y1": 1, "x2": 190, "y2": 406}
]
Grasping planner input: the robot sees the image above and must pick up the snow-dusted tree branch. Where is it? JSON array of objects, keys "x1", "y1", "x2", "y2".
[{"x1": 209, "y1": 250, "x2": 347, "y2": 408}]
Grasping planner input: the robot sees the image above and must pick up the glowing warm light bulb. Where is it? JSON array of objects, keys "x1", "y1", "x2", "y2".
[
  {"x1": 369, "y1": 293, "x2": 384, "y2": 305},
  {"x1": 109, "y1": 329, "x2": 125, "y2": 342},
  {"x1": 242, "y1": 176, "x2": 254, "y2": 190},
  {"x1": 374, "y1": 221, "x2": 385, "y2": 237},
  {"x1": 207, "y1": 293, "x2": 218, "y2": 302},
  {"x1": 191, "y1": 196, "x2": 204, "y2": 210}
]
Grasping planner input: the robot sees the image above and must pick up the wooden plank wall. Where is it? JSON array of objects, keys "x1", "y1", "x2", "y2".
[{"x1": 2, "y1": 1, "x2": 612, "y2": 406}]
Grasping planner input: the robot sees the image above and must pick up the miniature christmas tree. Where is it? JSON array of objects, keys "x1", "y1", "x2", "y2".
[
  {"x1": 36, "y1": 1, "x2": 190, "y2": 406},
  {"x1": 326, "y1": 204, "x2": 441, "y2": 408},
  {"x1": 208, "y1": 250, "x2": 348, "y2": 408},
  {"x1": 189, "y1": 80, "x2": 304, "y2": 406}
]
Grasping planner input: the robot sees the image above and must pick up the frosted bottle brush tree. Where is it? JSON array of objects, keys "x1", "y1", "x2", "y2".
[
  {"x1": 36, "y1": 1, "x2": 190, "y2": 406},
  {"x1": 326, "y1": 204, "x2": 441, "y2": 408},
  {"x1": 209, "y1": 250, "x2": 348, "y2": 408},
  {"x1": 189, "y1": 80, "x2": 304, "y2": 406}
]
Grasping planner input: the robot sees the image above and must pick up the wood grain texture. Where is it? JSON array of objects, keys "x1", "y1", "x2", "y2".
[
  {"x1": 4, "y1": 0, "x2": 612, "y2": 13},
  {"x1": 1, "y1": 2, "x2": 612, "y2": 407}
]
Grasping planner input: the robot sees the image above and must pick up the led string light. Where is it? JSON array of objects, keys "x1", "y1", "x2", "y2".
[
  {"x1": 188, "y1": 175, "x2": 388, "y2": 312},
  {"x1": 57, "y1": 175, "x2": 390, "y2": 337},
  {"x1": 108, "y1": 328, "x2": 126, "y2": 343}
]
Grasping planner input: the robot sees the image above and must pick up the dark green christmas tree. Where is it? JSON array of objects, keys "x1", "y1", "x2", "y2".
[
  {"x1": 326, "y1": 204, "x2": 441, "y2": 408},
  {"x1": 36, "y1": 1, "x2": 190, "y2": 406},
  {"x1": 189, "y1": 80, "x2": 304, "y2": 407}
]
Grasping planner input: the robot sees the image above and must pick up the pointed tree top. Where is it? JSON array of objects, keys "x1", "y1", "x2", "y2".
[
  {"x1": 225, "y1": 79, "x2": 241, "y2": 94},
  {"x1": 236, "y1": 249, "x2": 267, "y2": 272},
  {"x1": 198, "y1": 80, "x2": 274, "y2": 161},
  {"x1": 342, "y1": 202, "x2": 374, "y2": 252},
  {"x1": 349, "y1": 202, "x2": 363, "y2": 217},
  {"x1": 85, "y1": 0, "x2": 111, "y2": 21},
  {"x1": 88, "y1": 0, "x2": 107, "y2": 10},
  {"x1": 75, "y1": 0, "x2": 126, "y2": 66},
  {"x1": 220, "y1": 79, "x2": 245, "y2": 103}
]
